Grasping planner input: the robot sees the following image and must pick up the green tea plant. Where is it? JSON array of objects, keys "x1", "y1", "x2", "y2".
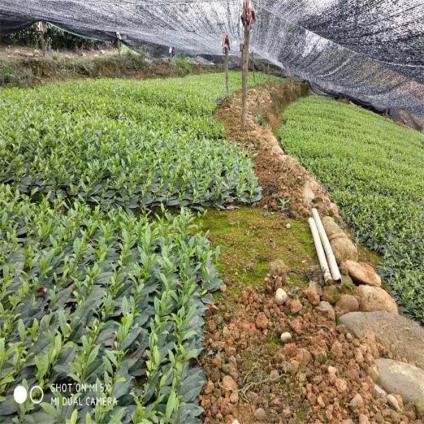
[
  {"x1": 0, "y1": 73, "x2": 274, "y2": 211},
  {"x1": 0, "y1": 187, "x2": 221, "y2": 422},
  {"x1": 0, "y1": 72, "x2": 276, "y2": 421},
  {"x1": 279, "y1": 96, "x2": 424, "y2": 322}
]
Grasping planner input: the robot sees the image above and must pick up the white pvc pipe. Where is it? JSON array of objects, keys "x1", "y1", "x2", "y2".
[
  {"x1": 308, "y1": 217, "x2": 332, "y2": 283},
  {"x1": 312, "y1": 208, "x2": 342, "y2": 281}
]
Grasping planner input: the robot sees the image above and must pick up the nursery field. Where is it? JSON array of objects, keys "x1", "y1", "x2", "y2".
[
  {"x1": 0, "y1": 72, "x2": 273, "y2": 210},
  {"x1": 0, "y1": 73, "x2": 269, "y2": 423},
  {"x1": 279, "y1": 97, "x2": 424, "y2": 322}
]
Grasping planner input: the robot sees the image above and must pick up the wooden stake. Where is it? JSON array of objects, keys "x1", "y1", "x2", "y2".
[
  {"x1": 241, "y1": 28, "x2": 250, "y2": 130},
  {"x1": 224, "y1": 48, "x2": 229, "y2": 96},
  {"x1": 223, "y1": 35, "x2": 230, "y2": 96},
  {"x1": 240, "y1": 0, "x2": 256, "y2": 131}
]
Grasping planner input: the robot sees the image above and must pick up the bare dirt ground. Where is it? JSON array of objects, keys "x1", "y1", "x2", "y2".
[
  {"x1": 199, "y1": 84, "x2": 422, "y2": 423},
  {"x1": 215, "y1": 82, "x2": 339, "y2": 219}
]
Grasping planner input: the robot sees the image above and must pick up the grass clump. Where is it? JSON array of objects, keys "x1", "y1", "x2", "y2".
[{"x1": 279, "y1": 96, "x2": 424, "y2": 322}]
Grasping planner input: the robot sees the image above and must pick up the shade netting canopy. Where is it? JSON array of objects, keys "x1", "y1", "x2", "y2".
[{"x1": 1, "y1": 0, "x2": 423, "y2": 115}]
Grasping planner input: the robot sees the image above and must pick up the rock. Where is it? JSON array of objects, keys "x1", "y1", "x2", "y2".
[
  {"x1": 331, "y1": 341, "x2": 343, "y2": 359},
  {"x1": 286, "y1": 223, "x2": 291, "y2": 229},
  {"x1": 343, "y1": 260, "x2": 381, "y2": 287},
  {"x1": 336, "y1": 294, "x2": 359, "y2": 315},
  {"x1": 204, "y1": 380, "x2": 214, "y2": 395},
  {"x1": 304, "y1": 282, "x2": 321, "y2": 306},
  {"x1": 329, "y1": 202, "x2": 339, "y2": 218},
  {"x1": 229, "y1": 391, "x2": 239, "y2": 403},
  {"x1": 369, "y1": 365, "x2": 380, "y2": 382},
  {"x1": 328, "y1": 366, "x2": 337, "y2": 375},
  {"x1": 316, "y1": 301, "x2": 333, "y2": 313},
  {"x1": 289, "y1": 298, "x2": 303, "y2": 313},
  {"x1": 255, "y1": 313, "x2": 269, "y2": 330},
  {"x1": 275, "y1": 288, "x2": 288, "y2": 305},
  {"x1": 322, "y1": 216, "x2": 343, "y2": 238},
  {"x1": 375, "y1": 358, "x2": 424, "y2": 402},
  {"x1": 322, "y1": 217, "x2": 358, "y2": 263},
  {"x1": 269, "y1": 260, "x2": 288, "y2": 278},
  {"x1": 322, "y1": 285, "x2": 340, "y2": 304},
  {"x1": 302, "y1": 181, "x2": 315, "y2": 205},
  {"x1": 358, "y1": 414, "x2": 370, "y2": 424},
  {"x1": 332, "y1": 237, "x2": 359, "y2": 264},
  {"x1": 356, "y1": 285, "x2": 398, "y2": 313},
  {"x1": 335, "y1": 378, "x2": 348, "y2": 393},
  {"x1": 270, "y1": 370, "x2": 280, "y2": 381},
  {"x1": 341, "y1": 274, "x2": 355, "y2": 290},
  {"x1": 254, "y1": 407, "x2": 267, "y2": 421},
  {"x1": 280, "y1": 332, "x2": 292, "y2": 344},
  {"x1": 283, "y1": 407, "x2": 291, "y2": 417},
  {"x1": 387, "y1": 394, "x2": 401, "y2": 411},
  {"x1": 374, "y1": 384, "x2": 386, "y2": 397},
  {"x1": 222, "y1": 375, "x2": 238, "y2": 391},
  {"x1": 414, "y1": 399, "x2": 424, "y2": 419},
  {"x1": 340, "y1": 311, "x2": 424, "y2": 369},
  {"x1": 350, "y1": 393, "x2": 364, "y2": 410},
  {"x1": 316, "y1": 301, "x2": 335, "y2": 320},
  {"x1": 295, "y1": 348, "x2": 312, "y2": 365}
]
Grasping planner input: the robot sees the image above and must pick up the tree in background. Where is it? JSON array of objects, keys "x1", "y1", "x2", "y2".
[
  {"x1": 0, "y1": 23, "x2": 110, "y2": 51},
  {"x1": 36, "y1": 21, "x2": 48, "y2": 55}
]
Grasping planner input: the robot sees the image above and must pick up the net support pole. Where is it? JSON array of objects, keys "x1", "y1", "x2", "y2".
[
  {"x1": 224, "y1": 46, "x2": 229, "y2": 96},
  {"x1": 312, "y1": 208, "x2": 341, "y2": 281},
  {"x1": 241, "y1": 27, "x2": 250, "y2": 130}
]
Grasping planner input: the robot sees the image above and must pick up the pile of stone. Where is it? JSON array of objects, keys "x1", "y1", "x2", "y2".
[{"x1": 311, "y1": 215, "x2": 424, "y2": 418}]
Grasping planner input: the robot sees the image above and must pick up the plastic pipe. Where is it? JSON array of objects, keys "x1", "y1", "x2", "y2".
[
  {"x1": 308, "y1": 217, "x2": 332, "y2": 283},
  {"x1": 312, "y1": 208, "x2": 342, "y2": 281}
]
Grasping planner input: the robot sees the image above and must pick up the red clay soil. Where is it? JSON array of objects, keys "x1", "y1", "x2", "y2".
[
  {"x1": 215, "y1": 82, "x2": 339, "y2": 219},
  {"x1": 200, "y1": 270, "x2": 419, "y2": 423},
  {"x1": 199, "y1": 83, "x2": 422, "y2": 424}
]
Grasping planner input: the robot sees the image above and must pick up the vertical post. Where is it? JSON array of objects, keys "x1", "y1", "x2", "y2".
[
  {"x1": 223, "y1": 35, "x2": 230, "y2": 96},
  {"x1": 241, "y1": 28, "x2": 250, "y2": 130},
  {"x1": 224, "y1": 48, "x2": 229, "y2": 95},
  {"x1": 240, "y1": 0, "x2": 256, "y2": 131}
]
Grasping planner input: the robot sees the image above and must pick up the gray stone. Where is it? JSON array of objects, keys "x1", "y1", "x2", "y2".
[
  {"x1": 316, "y1": 301, "x2": 333, "y2": 313},
  {"x1": 375, "y1": 358, "x2": 424, "y2": 402},
  {"x1": 339, "y1": 312, "x2": 424, "y2": 370}
]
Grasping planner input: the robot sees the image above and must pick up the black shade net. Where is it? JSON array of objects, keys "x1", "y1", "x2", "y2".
[{"x1": 0, "y1": 0, "x2": 423, "y2": 115}]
